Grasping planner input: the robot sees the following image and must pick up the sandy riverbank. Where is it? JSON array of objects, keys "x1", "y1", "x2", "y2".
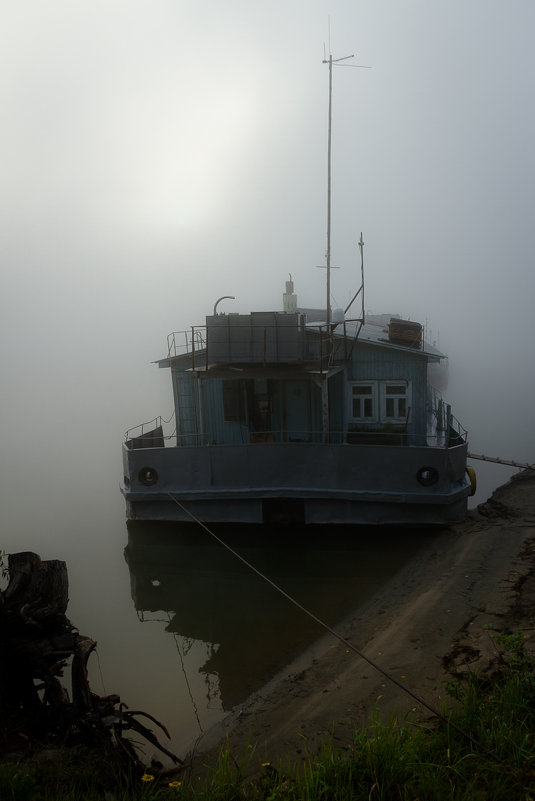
[{"x1": 191, "y1": 469, "x2": 535, "y2": 772}]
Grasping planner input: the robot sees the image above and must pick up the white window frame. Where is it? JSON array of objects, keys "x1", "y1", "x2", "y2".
[
  {"x1": 380, "y1": 381, "x2": 411, "y2": 424},
  {"x1": 349, "y1": 381, "x2": 378, "y2": 423}
]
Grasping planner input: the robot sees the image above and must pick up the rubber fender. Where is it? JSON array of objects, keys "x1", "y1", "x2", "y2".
[{"x1": 466, "y1": 465, "x2": 477, "y2": 496}]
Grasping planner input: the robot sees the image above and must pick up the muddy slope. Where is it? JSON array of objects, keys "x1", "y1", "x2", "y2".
[{"x1": 193, "y1": 471, "x2": 535, "y2": 768}]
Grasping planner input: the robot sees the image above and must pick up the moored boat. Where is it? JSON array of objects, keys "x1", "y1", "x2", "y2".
[
  {"x1": 120, "y1": 284, "x2": 472, "y2": 524},
  {"x1": 120, "y1": 53, "x2": 473, "y2": 525}
]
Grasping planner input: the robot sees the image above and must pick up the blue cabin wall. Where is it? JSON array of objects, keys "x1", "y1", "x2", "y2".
[
  {"x1": 345, "y1": 341, "x2": 428, "y2": 441},
  {"x1": 199, "y1": 377, "x2": 322, "y2": 444},
  {"x1": 200, "y1": 379, "x2": 249, "y2": 445},
  {"x1": 168, "y1": 337, "x2": 430, "y2": 445}
]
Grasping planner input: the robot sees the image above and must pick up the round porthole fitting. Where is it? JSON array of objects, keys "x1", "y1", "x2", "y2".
[
  {"x1": 139, "y1": 467, "x2": 158, "y2": 486},
  {"x1": 416, "y1": 466, "x2": 439, "y2": 487}
]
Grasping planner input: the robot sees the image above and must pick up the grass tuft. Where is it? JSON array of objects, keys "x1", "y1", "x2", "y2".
[{"x1": 2, "y1": 632, "x2": 535, "y2": 799}]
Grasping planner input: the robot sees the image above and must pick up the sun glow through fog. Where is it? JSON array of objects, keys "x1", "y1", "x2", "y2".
[{"x1": 106, "y1": 65, "x2": 267, "y2": 234}]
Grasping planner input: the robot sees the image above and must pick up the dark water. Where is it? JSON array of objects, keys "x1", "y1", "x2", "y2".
[
  {"x1": 0, "y1": 443, "x2": 511, "y2": 758},
  {"x1": 120, "y1": 521, "x2": 431, "y2": 755}
]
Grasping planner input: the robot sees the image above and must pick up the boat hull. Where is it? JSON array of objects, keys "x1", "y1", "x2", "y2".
[{"x1": 121, "y1": 441, "x2": 470, "y2": 525}]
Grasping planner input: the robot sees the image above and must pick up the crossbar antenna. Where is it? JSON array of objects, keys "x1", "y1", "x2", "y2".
[{"x1": 321, "y1": 52, "x2": 371, "y2": 326}]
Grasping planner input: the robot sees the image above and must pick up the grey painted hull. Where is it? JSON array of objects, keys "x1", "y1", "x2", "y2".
[{"x1": 121, "y1": 441, "x2": 470, "y2": 525}]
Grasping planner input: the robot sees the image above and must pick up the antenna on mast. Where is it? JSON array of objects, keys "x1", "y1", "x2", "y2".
[
  {"x1": 322, "y1": 51, "x2": 353, "y2": 327},
  {"x1": 344, "y1": 233, "x2": 365, "y2": 322},
  {"x1": 321, "y1": 49, "x2": 371, "y2": 327}
]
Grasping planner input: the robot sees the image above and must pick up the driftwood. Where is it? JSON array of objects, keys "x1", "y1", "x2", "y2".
[{"x1": 0, "y1": 551, "x2": 182, "y2": 771}]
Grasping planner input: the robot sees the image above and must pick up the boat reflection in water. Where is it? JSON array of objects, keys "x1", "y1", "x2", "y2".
[{"x1": 124, "y1": 521, "x2": 427, "y2": 732}]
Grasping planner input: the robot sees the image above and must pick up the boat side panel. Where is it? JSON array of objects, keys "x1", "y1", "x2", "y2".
[
  {"x1": 123, "y1": 442, "x2": 467, "y2": 497},
  {"x1": 125, "y1": 498, "x2": 263, "y2": 523},
  {"x1": 122, "y1": 441, "x2": 470, "y2": 526},
  {"x1": 304, "y1": 496, "x2": 468, "y2": 525},
  {"x1": 124, "y1": 495, "x2": 468, "y2": 525}
]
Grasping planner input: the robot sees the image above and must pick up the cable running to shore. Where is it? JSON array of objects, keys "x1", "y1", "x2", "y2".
[{"x1": 166, "y1": 493, "x2": 502, "y2": 762}]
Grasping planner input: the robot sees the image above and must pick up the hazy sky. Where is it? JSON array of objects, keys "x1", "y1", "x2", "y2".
[
  {"x1": 2, "y1": 0, "x2": 534, "y2": 491},
  {"x1": 1, "y1": 3, "x2": 533, "y2": 737}
]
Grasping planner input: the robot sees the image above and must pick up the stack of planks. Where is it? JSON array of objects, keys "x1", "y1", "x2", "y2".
[{"x1": 388, "y1": 318, "x2": 423, "y2": 349}]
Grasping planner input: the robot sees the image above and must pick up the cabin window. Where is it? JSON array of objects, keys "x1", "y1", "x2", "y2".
[
  {"x1": 381, "y1": 382, "x2": 410, "y2": 422},
  {"x1": 350, "y1": 382, "x2": 377, "y2": 421},
  {"x1": 222, "y1": 380, "x2": 246, "y2": 423},
  {"x1": 349, "y1": 381, "x2": 411, "y2": 426}
]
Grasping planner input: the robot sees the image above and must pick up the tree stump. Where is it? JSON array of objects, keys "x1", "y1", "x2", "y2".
[{"x1": 0, "y1": 551, "x2": 180, "y2": 771}]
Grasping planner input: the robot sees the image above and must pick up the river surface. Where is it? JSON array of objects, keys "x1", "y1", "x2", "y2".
[
  {"x1": 0, "y1": 440, "x2": 513, "y2": 759},
  {"x1": 123, "y1": 522, "x2": 430, "y2": 755}
]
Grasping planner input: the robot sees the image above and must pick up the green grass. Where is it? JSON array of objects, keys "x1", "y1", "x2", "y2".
[{"x1": 2, "y1": 632, "x2": 535, "y2": 800}]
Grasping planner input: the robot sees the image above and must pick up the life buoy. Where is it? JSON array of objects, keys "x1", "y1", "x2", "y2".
[
  {"x1": 416, "y1": 466, "x2": 439, "y2": 487},
  {"x1": 466, "y1": 465, "x2": 477, "y2": 496},
  {"x1": 139, "y1": 466, "x2": 158, "y2": 486}
]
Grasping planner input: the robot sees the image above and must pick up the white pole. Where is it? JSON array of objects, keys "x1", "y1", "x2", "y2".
[{"x1": 326, "y1": 54, "x2": 333, "y2": 328}]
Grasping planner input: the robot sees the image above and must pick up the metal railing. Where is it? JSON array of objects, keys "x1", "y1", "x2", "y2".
[
  {"x1": 165, "y1": 318, "x2": 364, "y2": 373},
  {"x1": 124, "y1": 414, "x2": 176, "y2": 445},
  {"x1": 124, "y1": 427, "x2": 465, "y2": 450},
  {"x1": 167, "y1": 329, "x2": 206, "y2": 358},
  {"x1": 450, "y1": 413, "x2": 467, "y2": 441},
  {"x1": 427, "y1": 387, "x2": 467, "y2": 444},
  {"x1": 125, "y1": 416, "x2": 165, "y2": 441}
]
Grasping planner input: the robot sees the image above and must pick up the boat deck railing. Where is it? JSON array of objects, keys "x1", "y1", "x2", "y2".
[
  {"x1": 166, "y1": 319, "x2": 363, "y2": 373},
  {"x1": 124, "y1": 415, "x2": 175, "y2": 449},
  {"x1": 427, "y1": 387, "x2": 467, "y2": 444},
  {"x1": 125, "y1": 416, "x2": 165, "y2": 440},
  {"x1": 167, "y1": 329, "x2": 206, "y2": 358},
  {"x1": 124, "y1": 426, "x2": 465, "y2": 450}
]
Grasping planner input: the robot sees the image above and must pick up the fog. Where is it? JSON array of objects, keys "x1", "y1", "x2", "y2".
[
  {"x1": 4, "y1": 2, "x2": 533, "y2": 480},
  {"x1": 1, "y1": 0, "x2": 533, "y2": 750},
  {"x1": 2, "y1": 0, "x2": 533, "y2": 528}
]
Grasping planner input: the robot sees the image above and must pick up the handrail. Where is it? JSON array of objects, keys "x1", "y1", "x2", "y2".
[
  {"x1": 167, "y1": 329, "x2": 206, "y2": 358},
  {"x1": 124, "y1": 412, "x2": 175, "y2": 442},
  {"x1": 124, "y1": 428, "x2": 466, "y2": 449},
  {"x1": 450, "y1": 413, "x2": 467, "y2": 440},
  {"x1": 165, "y1": 317, "x2": 364, "y2": 373},
  {"x1": 427, "y1": 387, "x2": 467, "y2": 442},
  {"x1": 124, "y1": 416, "x2": 163, "y2": 441}
]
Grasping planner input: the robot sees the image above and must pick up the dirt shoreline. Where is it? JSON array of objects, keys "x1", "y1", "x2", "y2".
[{"x1": 192, "y1": 470, "x2": 535, "y2": 771}]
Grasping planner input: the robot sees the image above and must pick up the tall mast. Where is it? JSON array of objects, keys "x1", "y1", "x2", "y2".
[
  {"x1": 322, "y1": 52, "x2": 354, "y2": 326},
  {"x1": 325, "y1": 54, "x2": 333, "y2": 327}
]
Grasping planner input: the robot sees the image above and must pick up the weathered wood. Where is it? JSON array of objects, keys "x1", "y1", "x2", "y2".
[
  {"x1": 0, "y1": 551, "x2": 182, "y2": 772},
  {"x1": 71, "y1": 635, "x2": 96, "y2": 713},
  {"x1": 7, "y1": 553, "x2": 69, "y2": 617},
  {"x1": 3, "y1": 552, "x2": 42, "y2": 604}
]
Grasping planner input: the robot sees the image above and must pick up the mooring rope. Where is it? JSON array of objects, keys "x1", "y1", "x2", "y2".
[
  {"x1": 169, "y1": 622, "x2": 204, "y2": 736},
  {"x1": 166, "y1": 493, "x2": 501, "y2": 761}
]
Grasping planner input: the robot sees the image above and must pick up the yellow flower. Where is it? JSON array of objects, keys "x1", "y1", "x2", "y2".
[
  {"x1": 141, "y1": 773, "x2": 155, "y2": 782},
  {"x1": 261, "y1": 762, "x2": 271, "y2": 767},
  {"x1": 169, "y1": 780, "x2": 182, "y2": 788}
]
